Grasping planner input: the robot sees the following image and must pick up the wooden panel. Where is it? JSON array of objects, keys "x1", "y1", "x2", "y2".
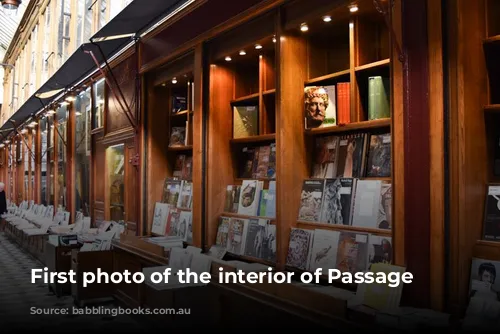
[
  {"x1": 427, "y1": 0, "x2": 445, "y2": 311},
  {"x1": 276, "y1": 13, "x2": 309, "y2": 269},
  {"x1": 93, "y1": 137, "x2": 105, "y2": 203},
  {"x1": 447, "y1": 0, "x2": 489, "y2": 315},
  {"x1": 106, "y1": 53, "x2": 138, "y2": 134},
  {"x1": 401, "y1": 0, "x2": 431, "y2": 308}
]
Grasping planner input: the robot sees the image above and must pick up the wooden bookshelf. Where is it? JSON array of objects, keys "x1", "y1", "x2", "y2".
[
  {"x1": 206, "y1": 9, "x2": 277, "y2": 259},
  {"x1": 144, "y1": 50, "x2": 201, "y2": 246},
  {"x1": 278, "y1": 0, "x2": 396, "y2": 280}
]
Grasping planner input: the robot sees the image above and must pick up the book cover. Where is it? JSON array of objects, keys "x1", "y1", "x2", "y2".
[
  {"x1": 237, "y1": 180, "x2": 261, "y2": 216},
  {"x1": 304, "y1": 85, "x2": 337, "y2": 129},
  {"x1": 309, "y1": 229, "x2": 341, "y2": 272},
  {"x1": 320, "y1": 178, "x2": 356, "y2": 225},
  {"x1": 286, "y1": 228, "x2": 315, "y2": 270},
  {"x1": 312, "y1": 136, "x2": 339, "y2": 178},
  {"x1": 233, "y1": 105, "x2": 259, "y2": 138},
  {"x1": 335, "y1": 231, "x2": 369, "y2": 274},
  {"x1": 366, "y1": 133, "x2": 391, "y2": 177},
  {"x1": 298, "y1": 179, "x2": 325, "y2": 222},
  {"x1": 483, "y1": 185, "x2": 500, "y2": 241}
]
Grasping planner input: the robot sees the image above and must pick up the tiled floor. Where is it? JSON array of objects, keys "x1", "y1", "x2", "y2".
[{"x1": 0, "y1": 232, "x2": 143, "y2": 332}]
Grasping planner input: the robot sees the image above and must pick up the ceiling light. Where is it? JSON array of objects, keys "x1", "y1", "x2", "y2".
[
  {"x1": 4, "y1": 140, "x2": 9, "y2": 144},
  {"x1": 349, "y1": 5, "x2": 358, "y2": 12},
  {"x1": 0, "y1": 144, "x2": 4, "y2": 148},
  {"x1": 60, "y1": 101, "x2": 69, "y2": 106},
  {"x1": 1, "y1": 0, "x2": 21, "y2": 10},
  {"x1": 323, "y1": 16, "x2": 332, "y2": 22},
  {"x1": 225, "y1": 56, "x2": 232, "y2": 61},
  {"x1": 47, "y1": 109, "x2": 56, "y2": 115},
  {"x1": 300, "y1": 23, "x2": 309, "y2": 32},
  {"x1": 20, "y1": 129, "x2": 28, "y2": 134},
  {"x1": 255, "y1": 44, "x2": 262, "y2": 49},
  {"x1": 65, "y1": 95, "x2": 76, "y2": 102},
  {"x1": 172, "y1": 77, "x2": 177, "y2": 84},
  {"x1": 75, "y1": 111, "x2": 82, "y2": 116},
  {"x1": 272, "y1": 36, "x2": 276, "y2": 43},
  {"x1": 239, "y1": 50, "x2": 246, "y2": 56}
]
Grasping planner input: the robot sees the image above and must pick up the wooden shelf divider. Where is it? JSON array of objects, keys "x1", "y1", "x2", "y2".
[
  {"x1": 230, "y1": 133, "x2": 276, "y2": 144},
  {"x1": 354, "y1": 58, "x2": 391, "y2": 72}
]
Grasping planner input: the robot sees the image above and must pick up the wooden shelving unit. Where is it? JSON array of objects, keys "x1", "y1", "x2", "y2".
[{"x1": 144, "y1": 50, "x2": 200, "y2": 247}]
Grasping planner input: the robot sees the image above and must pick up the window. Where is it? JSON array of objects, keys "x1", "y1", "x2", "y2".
[
  {"x1": 41, "y1": 6, "x2": 51, "y2": 84},
  {"x1": 56, "y1": 104, "x2": 68, "y2": 209},
  {"x1": 30, "y1": 25, "x2": 38, "y2": 96},
  {"x1": 24, "y1": 134, "x2": 29, "y2": 200},
  {"x1": 98, "y1": 0, "x2": 107, "y2": 30},
  {"x1": 40, "y1": 118, "x2": 48, "y2": 205},
  {"x1": 48, "y1": 116, "x2": 55, "y2": 206},
  {"x1": 106, "y1": 144, "x2": 125, "y2": 221},
  {"x1": 57, "y1": 0, "x2": 71, "y2": 67},
  {"x1": 75, "y1": 88, "x2": 92, "y2": 216},
  {"x1": 93, "y1": 78, "x2": 105, "y2": 128},
  {"x1": 84, "y1": 0, "x2": 93, "y2": 42}
]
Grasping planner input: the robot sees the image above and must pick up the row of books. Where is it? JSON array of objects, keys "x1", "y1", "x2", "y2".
[
  {"x1": 224, "y1": 180, "x2": 276, "y2": 218},
  {"x1": 215, "y1": 217, "x2": 276, "y2": 263},
  {"x1": 312, "y1": 132, "x2": 391, "y2": 179},
  {"x1": 151, "y1": 202, "x2": 193, "y2": 243},
  {"x1": 238, "y1": 143, "x2": 276, "y2": 179},
  {"x1": 298, "y1": 178, "x2": 391, "y2": 230},
  {"x1": 161, "y1": 178, "x2": 193, "y2": 209},
  {"x1": 286, "y1": 227, "x2": 392, "y2": 274}
]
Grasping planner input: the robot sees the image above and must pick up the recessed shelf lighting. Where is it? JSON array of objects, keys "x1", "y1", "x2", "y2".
[
  {"x1": 300, "y1": 23, "x2": 309, "y2": 32},
  {"x1": 172, "y1": 77, "x2": 177, "y2": 84},
  {"x1": 225, "y1": 56, "x2": 232, "y2": 61},
  {"x1": 322, "y1": 15, "x2": 332, "y2": 22},
  {"x1": 255, "y1": 44, "x2": 262, "y2": 49},
  {"x1": 349, "y1": 4, "x2": 358, "y2": 12},
  {"x1": 239, "y1": 50, "x2": 246, "y2": 55}
]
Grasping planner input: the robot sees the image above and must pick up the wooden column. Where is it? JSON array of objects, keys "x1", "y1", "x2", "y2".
[
  {"x1": 67, "y1": 102, "x2": 76, "y2": 223},
  {"x1": 401, "y1": 0, "x2": 431, "y2": 308}
]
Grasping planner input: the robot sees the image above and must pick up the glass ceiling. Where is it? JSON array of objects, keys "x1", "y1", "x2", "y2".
[{"x1": 0, "y1": 1, "x2": 30, "y2": 52}]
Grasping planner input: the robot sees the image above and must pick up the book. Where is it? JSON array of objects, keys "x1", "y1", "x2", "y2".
[
  {"x1": 483, "y1": 185, "x2": 500, "y2": 241},
  {"x1": 368, "y1": 76, "x2": 390, "y2": 120},
  {"x1": 298, "y1": 179, "x2": 325, "y2": 222},
  {"x1": 233, "y1": 105, "x2": 258, "y2": 138},
  {"x1": 366, "y1": 133, "x2": 391, "y2": 177},
  {"x1": 286, "y1": 228, "x2": 315, "y2": 270},
  {"x1": 304, "y1": 85, "x2": 337, "y2": 129},
  {"x1": 320, "y1": 178, "x2": 356, "y2": 225}
]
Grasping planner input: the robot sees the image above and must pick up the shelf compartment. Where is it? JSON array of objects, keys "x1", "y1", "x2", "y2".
[
  {"x1": 297, "y1": 220, "x2": 392, "y2": 236},
  {"x1": 230, "y1": 133, "x2": 276, "y2": 144},
  {"x1": 305, "y1": 118, "x2": 391, "y2": 136},
  {"x1": 484, "y1": 104, "x2": 500, "y2": 112}
]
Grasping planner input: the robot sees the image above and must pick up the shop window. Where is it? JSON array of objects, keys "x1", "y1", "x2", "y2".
[
  {"x1": 106, "y1": 144, "x2": 125, "y2": 221},
  {"x1": 75, "y1": 88, "x2": 92, "y2": 216},
  {"x1": 56, "y1": 105, "x2": 68, "y2": 209},
  {"x1": 93, "y1": 78, "x2": 105, "y2": 129}
]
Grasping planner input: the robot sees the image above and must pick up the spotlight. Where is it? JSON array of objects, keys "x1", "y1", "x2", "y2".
[
  {"x1": 300, "y1": 23, "x2": 309, "y2": 32},
  {"x1": 323, "y1": 16, "x2": 332, "y2": 22},
  {"x1": 172, "y1": 77, "x2": 177, "y2": 84},
  {"x1": 349, "y1": 5, "x2": 358, "y2": 12},
  {"x1": 239, "y1": 50, "x2": 246, "y2": 56},
  {"x1": 1, "y1": 0, "x2": 21, "y2": 10},
  {"x1": 272, "y1": 36, "x2": 276, "y2": 43},
  {"x1": 255, "y1": 44, "x2": 262, "y2": 49},
  {"x1": 225, "y1": 56, "x2": 232, "y2": 61}
]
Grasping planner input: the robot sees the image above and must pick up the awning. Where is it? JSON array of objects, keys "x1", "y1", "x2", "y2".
[
  {"x1": 91, "y1": 0, "x2": 192, "y2": 41},
  {"x1": 0, "y1": 36, "x2": 133, "y2": 135}
]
